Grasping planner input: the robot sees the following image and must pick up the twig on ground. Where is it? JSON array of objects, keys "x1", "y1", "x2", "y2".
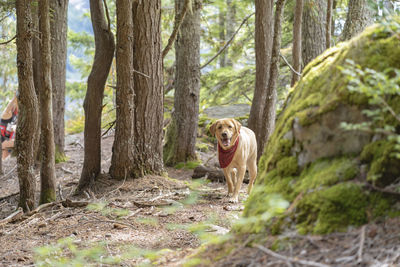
[
  {"x1": 0, "y1": 191, "x2": 19, "y2": 202},
  {"x1": 357, "y1": 225, "x2": 366, "y2": 263},
  {"x1": 255, "y1": 244, "x2": 331, "y2": 267},
  {"x1": 61, "y1": 167, "x2": 74, "y2": 174},
  {"x1": 125, "y1": 208, "x2": 143, "y2": 219},
  {"x1": 0, "y1": 207, "x2": 23, "y2": 226},
  {"x1": 0, "y1": 165, "x2": 17, "y2": 180}
]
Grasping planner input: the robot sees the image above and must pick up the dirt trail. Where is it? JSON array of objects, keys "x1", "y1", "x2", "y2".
[{"x1": 0, "y1": 133, "x2": 246, "y2": 266}]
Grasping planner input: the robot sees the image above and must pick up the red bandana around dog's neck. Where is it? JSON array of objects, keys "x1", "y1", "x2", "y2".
[{"x1": 218, "y1": 136, "x2": 239, "y2": 168}]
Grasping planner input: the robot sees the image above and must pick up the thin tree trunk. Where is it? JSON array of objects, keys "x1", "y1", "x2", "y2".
[
  {"x1": 340, "y1": 0, "x2": 374, "y2": 41},
  {"x1": 291, "y1": 0, "x2": 303, "y2": 87},
  {"x1": 39, "y1": 0, "x2": 57, "y2": 204},
  {"x1": 258, "y1": 0, "x2": 286, "y2": 160},
  {"x1": 109, "y1": 0, "x2": 135, "y2": 180},
  {"x1": 219, "y1": 5, "x2": 226, "y2": 68},
  {"x1": 77, "y1": 0, "x2": 115, "y2": 192},
  {"x1": 164, "y1": 0, "x2": 201, "y2": 166},
  {"x1": 132, "y1": 1, "x2": 164, "y2": 177},
  {"x1": 326, "y1": 0, "x2": 333, "y2": 49},
  {"x1": 302, "y1": 0, "x2": 327, "y2": 68},
  {"x1": 32, "y1": 4, "x2": 41, "y2": 161},
  {"x1": 16, "y1": 0, "x2": 39, "y2": 212},
  {"x1": 248, "y1": 0, "x2": 274, "y2": 148},
  {"x1": 50, "y1": 0, "x2": 68, "y2": 158},
  {"x1": 226, "y1": 0, "x2": 236, "y2": 67}
]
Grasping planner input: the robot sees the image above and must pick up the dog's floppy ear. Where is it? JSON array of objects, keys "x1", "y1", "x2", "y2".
[
  {"x1": 231, "y1": 119, "x2": 242, "y2": 135},
  {"x1": 209, "y1": 121, "x2": 218, "y2": 136}
]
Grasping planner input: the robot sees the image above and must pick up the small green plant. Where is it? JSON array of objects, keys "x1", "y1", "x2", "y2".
[
  {"x1": 340, "y1": 59, "x2": 400, "y2": 159},
  {"x1": 35, "y1": 237, "x2": 121, "y2": 266}
]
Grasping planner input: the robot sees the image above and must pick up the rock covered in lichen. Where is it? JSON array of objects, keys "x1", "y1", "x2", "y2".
[{"x1": 243, "y1": 19, "x2": 400, "y2": 234}]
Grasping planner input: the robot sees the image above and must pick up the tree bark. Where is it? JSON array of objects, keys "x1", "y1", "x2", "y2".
[
  {"x1": 258, "y1": 0, "x2": 286, "y2": 160},
  {"x1": 219, "y1": 5, "x2": 226, "y2": 68},
  {"x1": 225, "y1": 0, "x2": 236, "y2": 67},
  {"x1": 16, "y1": 0, "x2": 39, "y2": 212},
  {"x1": 164, "y1": 0, "x2": 201, "y2": 166},
  {"x1": 301, "y1": 0, "x2": 327, "y2": 68},
  {"x1": 291, "y1": 0, "x2": 303, "y2": 87},
  {"x1": 340, "y1": 0, "x2": 374, "y2": 41},
  {"x1": 32, "y1": 4, "x2": 41, "y2": 161},
  {"x1": 326, "y1": 0, "x2": 333, "y2": 49},
  {"x1": 50, "y1": 0, "x2": 68, "y2": 158},
  {"x1": 39, "y1": 0, "x2": 57, "y2": 204},
  {"x1": 248, "y1": 0, "x2": 274, "y2": 150},
  {"x1": 132, "y1": 1, "x2": 164, "y2": 176},
  {"x1": 77, "y1": 0, "x2": 115, "y2": 192},
  {"x1": 109, "y1": 0, "x2": 135, "y2": 180}
]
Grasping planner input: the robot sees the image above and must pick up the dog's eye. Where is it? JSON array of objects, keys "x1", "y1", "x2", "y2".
[
  {"x1": 228, "y1": 125, "x2": 232, "y2": 128},
  {"x1": 218, "y1": 125, "x2": 222, "y2": 129}
]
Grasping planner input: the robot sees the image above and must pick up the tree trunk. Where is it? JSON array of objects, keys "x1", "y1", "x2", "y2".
[
  {"x1": 258, "y1": 0, "x2": 286, "y2": 160},
  {"x1": 219, "y1": 5, "x2": 226, "y2": 68},
  {"x1": 50, "y1": 0, "x2": 68, "y2": 158},
  {"x1": 109, "y1": 0, "x2": 135, "y2": 180},
  {"x1": 291, "y1": 0, "x2": 303, "y2": 87},
  {"x1": 248, "y1": 0, "x2": 274, "y2": 149},
  {"x1": 340, "y1": 0, "x2": 374, "y2": 41},
  {"x1": 164, "y1": 0, "x2": 201, "y2": 166},
  {"x1": 326, "y1": 0, "x2": 333, "y2": 49},
  {"x1": 225, "y1": 0, "x2": 236, "y2": 67},
  {"x1": 32, "y1": 3, "x2": 41, "y2": 161},
  {"x1": 38, "y1": 0, "x2": 57, "y2": 204},
  {"x1": 15, "y1": 0, "x2": 39, "y2": 212},
  {"x1": 77, "y1": 0, "x2": 115, "y2": 192},
  {"x1": 132, "y1": 1, "x2": 164, "y2": 177},
  {"x1": 301, "y1": 0, "x2": 327, "y2": 68}
]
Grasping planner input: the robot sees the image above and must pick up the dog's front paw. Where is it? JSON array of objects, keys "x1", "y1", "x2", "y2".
[{"x1": 228, "y1": 196, "x2": 239, "y2": 203}]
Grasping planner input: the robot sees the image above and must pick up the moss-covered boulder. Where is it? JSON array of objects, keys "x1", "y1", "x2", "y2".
[{"x1": 243, "y1": 20, "x2": 400, "y2": 234}]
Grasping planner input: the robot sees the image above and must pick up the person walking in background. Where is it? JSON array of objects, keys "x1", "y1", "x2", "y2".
[{"x1": 0, "y1": 94, "x2": 18, "y2": 159}]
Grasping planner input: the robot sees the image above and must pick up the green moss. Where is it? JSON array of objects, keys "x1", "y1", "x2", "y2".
[
  {"x1": 295, "y1": 157, "x2": 358, "y2": 194},
  {"x1": 174, "y1": 161, "x2": 201, "y2": 170},
  {"x1": 360, "y1": 140, "x2": 400, "y2": 186},
  {"x1": 39, "y1": 189, "x2": 56, "y2": 205},
  {"x1": 276, "y1": 156, "x2": 298, "y2": 177},
  {"x1": 240, "y1": 20, "x2": 400, "y2": 236},
  {"x1": 55, "y1": 146, "x2": 68, "y2": 163},
  {"x1": 296, "y1": 183, "x2": 368, "y2": 234}
]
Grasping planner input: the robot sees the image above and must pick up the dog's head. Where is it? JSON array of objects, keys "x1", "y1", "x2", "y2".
[{"x1": 210, "y1": 118, "x2": 241, "y2": 149}]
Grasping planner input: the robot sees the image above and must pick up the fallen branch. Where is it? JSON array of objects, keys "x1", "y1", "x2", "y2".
[
  {"x1": 61, "y1": 167, "x2": 74, "y2": 174},
  {"x1": 363, "y1": 183, "x2": 400, "y2": 200},
  {"x1": 26, "y1": 202, "x2": 58, "y2": 216},
  {"x1": 0, "y1": 191, "x2": 19, "y2": 202},
  {"x1": 255, "y1": 244, "x2": 331, "y2": 267},
  {"x1": 0, "y1": 207, "x2": 23, "y2": 226},
  {"x1": 357, "y1": 225, "x2": 366, "y2": 263},
  {"x1": 0, "y1": 165, "x2": 17, "y2": 181}
]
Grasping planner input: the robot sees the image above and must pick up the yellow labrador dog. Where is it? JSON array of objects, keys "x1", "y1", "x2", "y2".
[{"x1": 210, "y1": 118, "x2": 257, "y2": 203}]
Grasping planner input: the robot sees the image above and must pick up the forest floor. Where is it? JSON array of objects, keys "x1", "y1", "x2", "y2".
[{"x1": 0, "y1": 132, "x2": 399, "y2": 266}]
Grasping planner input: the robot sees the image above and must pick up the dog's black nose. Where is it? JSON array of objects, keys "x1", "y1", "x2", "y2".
[{"x1": 222, "y1": 132, "x2": 227, "y2": 138}]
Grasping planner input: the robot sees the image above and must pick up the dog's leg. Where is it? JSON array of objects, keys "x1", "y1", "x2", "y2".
[
  {"x1": 231, "y1": 168, "x2": 237, "y2": 185},
  {"x1": 223, "y1": 168, "x2": 234, "y2": 197},
  {"x1": 247, "y1": 161, "x2": 257, "y2": 195},
  {"x1": 229, "y1": 165, "x2": 246, "y2": 203}
]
